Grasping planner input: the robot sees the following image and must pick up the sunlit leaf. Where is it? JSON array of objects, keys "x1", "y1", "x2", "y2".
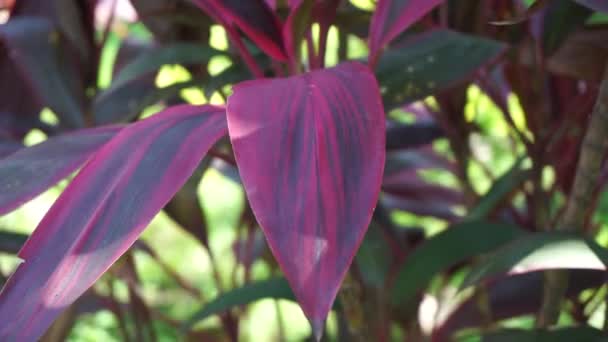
[
  {"x1": 391, "y1": 221, "x2": 525, "y2": 305},
  {"x1": 192, "y1": 0, "x2": 287, "y2": 61},
  {"x1": 461, "y1": 233, "x2": 608, "y2": 289},
  {"x1": 0, "y1": 105, "x2": 228, "y2": 341},
  {"x1": 226, "y1": 62, "x2": 385, "y2": 336}
]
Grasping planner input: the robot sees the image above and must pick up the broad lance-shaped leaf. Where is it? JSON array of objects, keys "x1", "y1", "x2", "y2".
[
  {"x1": 368, "y1": 0, "x2": 444, "y2": 65},
  {"x1": 0, "y1": 105, "x2": 228, "y2": 341},
  {"x1": 226, "y1": 62, "x2": 385, "y2": 337},
  {"x1": 0, "y1": 125, "x2": 121, "y2": 216},
  {"x1": 390, "y1": 221, "x2": 525, "y2": 306}
]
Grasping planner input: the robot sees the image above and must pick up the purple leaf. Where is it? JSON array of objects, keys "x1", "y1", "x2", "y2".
[
  {"x1": 192, "y1": 0, "x2": 287, "y2": 61},
  {"x1": 368, "y1": 0, "x2": 444, "y2": 65},
  {"x1": 574, "y1": 0, "x2": 608, "y2": 12},
  {"x1": 0, "y1": 18, "x2": 86, "y2": 128},
  {"x1": 0, "y1": 141, "x2": 22, "y2": 158},
  {"x1": 0, "y1": 126, "x2": 121, "y2": 216},
  {"x1": 0, "y1": 105, "x2": 227, "y2": 341},
  {"x1": 226, "y1": 62, "x2": 385, "y2": 336}
]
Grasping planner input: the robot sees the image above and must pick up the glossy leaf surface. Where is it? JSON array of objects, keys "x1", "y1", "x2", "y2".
[
  {"x1": 376, "y1": 30, "x2": 506, "y2": 106},
  {"x1": 461, "y1": 233, "x2": 608, "y2": 289},
  {"x1": 368, "y1": 0, "x2": 444, "y2": 63},
  {"x1": 0, "y1": 126, "x2": 120, "y2": 215},
  {"x1": 391, "y1": 222, "x2": 525, "y2": 305},
  {"x1": 226, "y1": 62, "x2": 385, "y2": 334},
  {"x1": 0, "y1": 105, "x2": 228, "y2": 341}
]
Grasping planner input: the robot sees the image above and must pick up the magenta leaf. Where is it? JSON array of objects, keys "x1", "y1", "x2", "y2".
[
  {"x1": 192, "y1": 0, "x2": 287, "y2": 61},
  {"x1": 0, "y1": 105, "x2": 227, "y2": 341},
  {"x1": 0, "y1": 126, "x2": 121, "y2": 216},
  {"x1": 368, "y1": 0, "x2": 444, "y2": 65},
  {"x1": 226, "y1": 62, "x2": 385, "y2": 336}
]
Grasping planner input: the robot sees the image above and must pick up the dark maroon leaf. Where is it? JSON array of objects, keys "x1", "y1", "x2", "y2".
[
  {"x1": 547, "y1": 29, "x2": 608, "y2": 82},
  {"x1": 192, "y1": 0, "x2": 287, "y2": 61},
  {"x1": 542, "y1": 0, "x2": 593, "y2": 56},
  {"x1": 385, "y1": 121, "x2": 444, "y2": 151},
  {"x1": 0, "y1": 105, "x2": 227, "y2": 341},
  {"x1": 368, "y1": 0, "x2": 444, "y2": 65},
  {"x1": 226, "y1": 62, "x2": 385, "y2": 336},
  {"x1": 0, "y1": 17, "x2": 85, "y2": 128},
  {"x1": 0, "y1": 125, "x2": 121, "y2": 216},
  {"x1": 574, "y1": 0, "x2": 608, "y2": 12}
]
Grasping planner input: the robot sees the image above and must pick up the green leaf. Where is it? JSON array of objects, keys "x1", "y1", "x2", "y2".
[
  {"x1": 0, "y1": 18, "x2": 84, "y2": 128},
  {"x1": 0, "y1": 231, "x2": 28, "y2": 254},
  {"x1": 112, "y1": 43, "x2": 223, "y2": 88},
  {"x1": 94, "y1": 78, "x2": 206, "y2": 124},
  {"x1": 466, "y1": 158, "x2": 530, "y2": 222},
  {"x1": 355, "y1": 222, "x2": 392, "y2": 288},
  {"x1": 482, "y1": 327, "x2": 606, "y2": 342},
  {"x1": 461, "y1": 232, "x2": 608, "y2": 290},
  {"x1": 182, "y1": 278, "x2": 295, "y2": 330},
  {"x1": 376, "y1": 29, "x2": 506, "y2": 107},
  {"x1": 391, "y1": 221, "x2": 525, "y2": 305}
]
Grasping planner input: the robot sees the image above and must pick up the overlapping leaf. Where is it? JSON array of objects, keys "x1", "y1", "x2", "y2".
[
  {"x1": 376, "y1": 29, "x2": 507, "y2": 107},
  {"x1": 0, "y1": 105, "x2": 228, "y2": 341},
  {"x1": 368, "y1": 0, "x2": 444, "y2": 64},
  {"x1": 461, "y1": 233, "x2": 608, "y2": 289},
  {"x1": 0, "y1": 18, "x2": 85, "y2": 128},
  {"x1": 574, "y1": 0, "x2": 608, "y2": 13},
  {"x1": 0, "y1": 126, "x2": 120, "y2": 215},
  {"x1": 433, "y1": 270, "x2": 606, "y2": 340},
  {"x1": 192, "y1": 0, "x2": 286, "y2": 61},
  {"x1": 391, "y1": 222, "x2": 525, "y2": 305},
  {"x1": 226, "y1": 62, "x2": 385, "y2": 336}
]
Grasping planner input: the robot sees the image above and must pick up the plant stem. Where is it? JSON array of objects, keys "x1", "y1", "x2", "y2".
[
  {"x1": 537, "y1": 66, "x2": 608, "y2": 327},
  {"x1": 336, "y1": 272, "x2": 370, "y2": 342}
]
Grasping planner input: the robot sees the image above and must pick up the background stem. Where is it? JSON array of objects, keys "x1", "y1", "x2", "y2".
[{"x1": 537, "y1": 66, "x2": 608, "y2": 327}]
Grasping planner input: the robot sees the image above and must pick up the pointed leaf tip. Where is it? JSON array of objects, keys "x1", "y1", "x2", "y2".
[
  {"x1": 226, "y1": 62, "x2": 385, "y2": 328},
  {"x1": 312, "y1": 318, "x2": 325, "y2": 342}
]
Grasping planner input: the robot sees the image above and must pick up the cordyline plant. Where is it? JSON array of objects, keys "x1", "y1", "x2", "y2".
[{"x1": 1, "y1": 0, "x2": 608, "y2": 341}]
